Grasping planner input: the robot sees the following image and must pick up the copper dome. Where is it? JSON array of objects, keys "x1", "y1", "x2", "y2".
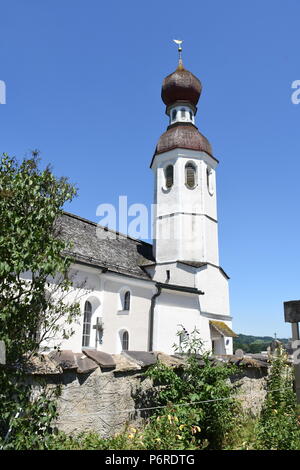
[
  {"x1": 154, "y1": 124, "x2": 213, "y2": 156},
  {"x1": 161, "y1": 66, "x2": 202, "y2": 107}
]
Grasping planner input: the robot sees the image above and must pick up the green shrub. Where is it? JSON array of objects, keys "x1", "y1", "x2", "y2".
[
  {"x1": 145, "y1": 328, "x2": 239, "y2": 449},
  {"x1": 254, "y1": 346, "x2": 300, "y2": 450}
]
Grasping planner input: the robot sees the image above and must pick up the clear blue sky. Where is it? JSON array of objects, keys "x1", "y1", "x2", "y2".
[{"x1": 1, "y1": 0, "x2": 300, "y2": 338}]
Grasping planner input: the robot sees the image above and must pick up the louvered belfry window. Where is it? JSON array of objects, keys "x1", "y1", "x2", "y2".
[
  {"x1": 185, "y1": 162, "x2": 196, "y2": 188},
  {"x1": 165, "y1": 165, "x2": 174, "y2": 189},
  {"x1": 82, "y1": 300, "x2": 92, "y2": 347}
]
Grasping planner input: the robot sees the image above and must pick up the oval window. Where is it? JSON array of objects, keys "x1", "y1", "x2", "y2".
[
  {"x1": 207, "y1": 167, "x2": 214, "y2": 195},
  {"x1": 185, "y1": 163, "x2": 196, "y2": 188},
  {"x1": 165, "y1": 165, "x2": 174, "y2": 189}
]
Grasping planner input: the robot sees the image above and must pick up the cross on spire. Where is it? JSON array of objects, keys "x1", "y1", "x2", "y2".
[{"x1": 173, "y1": 39, "x2": 184, "y2": 69}]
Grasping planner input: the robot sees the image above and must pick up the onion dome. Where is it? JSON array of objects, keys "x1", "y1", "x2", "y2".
[
  {"x1": 151, "y1": 43, "x2": 215, "y2": 162},
  {"x1": 161, "y1": 65, "x2": 202, "y2": 107},
  {"x1": 155, "y1": 123, "x2": 212, "y2": 156}
]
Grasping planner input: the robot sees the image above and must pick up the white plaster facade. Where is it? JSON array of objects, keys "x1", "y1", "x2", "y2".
[
  {"x1": 152, "y1": 148, "x2": 219, "y2": 265},
  {"x1": 147, "y1": 139, "x2": 233, "y2": 354}
]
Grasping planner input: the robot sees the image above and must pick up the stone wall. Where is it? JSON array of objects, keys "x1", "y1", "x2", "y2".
[
  {"x1": 231, "y1": 367, "x2": 268, "y2": 416},
  {"x1": 27, "y1": 350, "x2": 269, "y2": 437}
]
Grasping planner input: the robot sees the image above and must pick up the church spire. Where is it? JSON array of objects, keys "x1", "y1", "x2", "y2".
[
  {"x1": 173, "y1": 39, "x2": 184, "y2": 70},
  {"x1": 160, "y1": 42, "x2": 203, "y2": 129}
]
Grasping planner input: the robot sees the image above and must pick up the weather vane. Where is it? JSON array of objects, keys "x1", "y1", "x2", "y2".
[{"x1": 173, "y1": 39, "x2": 183, "y2": 68}]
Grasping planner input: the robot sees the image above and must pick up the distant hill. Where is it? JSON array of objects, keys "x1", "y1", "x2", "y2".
[{"x1": 233, "y1": 333, "x2": 289, "y2": 354}]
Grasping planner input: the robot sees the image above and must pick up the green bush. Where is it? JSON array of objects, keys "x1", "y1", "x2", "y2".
[
  {"x1": 145, "y1": 328, "x2": 239, "y2": 449},
  {"x1": 254, "y1": 346, "x2": 300, "y2": 450}
]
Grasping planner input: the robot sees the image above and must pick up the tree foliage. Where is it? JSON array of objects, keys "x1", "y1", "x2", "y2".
[
  {"x1": 0, "y1": 153, "x2": 80, "y2": 447},
  {"x1": 233, "y1": 334, "x2": 288, "y2": 354}
]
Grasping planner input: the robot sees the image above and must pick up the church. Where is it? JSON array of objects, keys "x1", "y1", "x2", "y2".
[{"x1": 47, "y1": 46, "x2": 236, "y2": 356}]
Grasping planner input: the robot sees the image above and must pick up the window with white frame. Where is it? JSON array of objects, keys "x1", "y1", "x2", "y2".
[
  {"x1": 206, "y1": 166, "x2": 214, "y2": 195},
  {"x1": 118, "y1": 288, "x2": 131, "y2": 313},
  {"x1": 185, "y1": 162, "x2": 196, "y2": 189},
  {"x1": 164, "y1": 164, "x2": 174, "y2": 189},
  {"x1": 124, "y1": 291, "x2": 130, "y2": 311},
  {"x1": 121, "y1": 330, "x2": 129, "y2": 351},
  {"x1": 82, "y1": 300, "x2": 92, "y2": 347}
]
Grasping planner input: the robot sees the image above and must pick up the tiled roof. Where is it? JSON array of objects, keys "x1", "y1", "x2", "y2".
[
  {"x1": 153, "y1": 123, "x2": 213, "y2": 158},
  {"x1": 210, "y1": 320, "x2": 238, "y2": 338},
  {"x1": 58, "y1": 212, "x2": 155, "y2": 280}
]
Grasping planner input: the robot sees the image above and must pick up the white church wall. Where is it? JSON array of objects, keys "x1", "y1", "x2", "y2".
[
  {"x1": 155, "y1": 213, "x2": 181, "y2": 262},
  {"x1": 197, "y1": 264, "x2": 230, "y2": 317},
  {"x1": 156, "y1": 167, "x2": 181, "y2": 216},
  {"x1": 153, "y1": 149, "x2": 218, "y2": 217},
  {"x1": 39, "y1": 266, "x2": 103, "y2": 353},
  {"x1": 203, "y1": 217, "x2": 219, "y2": 266},
  {"x1": 153, "y1": 148, "x2": 220, "y2": 264},
  {"x1": 150, "y1": 262, "x2": 196, "y2": 286},
  {"x1": 179, "y1": 213, "x2": 205, "y2": 262},
  {"x1": 38, "y1": 265, "x2": 155, "y2": 355},
  {"x1": 225, "y1": 336, "x2": 233, "y2": 355},
  {"x1": 155, "y1": 213, "x2": 219, "y2": 265},
  {"x1": 100, "y1": 273, "x2": 155, "y2": 354},
  {"x1": 153, "y1": 290, "x2": 212, "y2": 354},
  {"x1": 202, "y1": 163, "x2": 218, "y2": 222}
]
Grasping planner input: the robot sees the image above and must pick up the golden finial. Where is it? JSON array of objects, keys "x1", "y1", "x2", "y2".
[{"x1": 173, "y1": 39, "x2": 184, "y2": 69}]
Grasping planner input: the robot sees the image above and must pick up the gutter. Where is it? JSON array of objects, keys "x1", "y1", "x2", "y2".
[{"x1": 148, "y1": 285, "x2": 162, "y2": 352}]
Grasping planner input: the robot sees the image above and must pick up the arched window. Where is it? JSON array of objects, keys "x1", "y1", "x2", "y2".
[
  {"x1": 165, "y1": 165, "x2": 174, "y2": 189},
  {"x1": 121, "y1": 331, "x2": 129, "y2": 351},
  {"x1": 185, "y1": 162, "x2": 196, "y2": 188},
  {"x1": 180, "y1": 108, "x2": 186, "y2": 118},
  {"x1": 124, "y1": 291, "x2": 130, "y2": 311},
  {"x1": 82, "y1": 300, "x2": 92, "y2": 347},
  {"x1": 189, "y1": 111, "x2": 193, "y2": 121},
  {"x1": 172, "y1": 109, "x2": 177, "y2": 121},
  {"x1": 207, "y1": 167, "x2": 214, "y2": 195}
]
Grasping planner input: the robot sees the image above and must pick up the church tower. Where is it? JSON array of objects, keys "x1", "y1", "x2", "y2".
[
  {"x1": 149, "y1": 43, "x2": 234, "y2": 355},
  {"x1": 151, "y1": 46, "x2": 219, "y2": 266}
]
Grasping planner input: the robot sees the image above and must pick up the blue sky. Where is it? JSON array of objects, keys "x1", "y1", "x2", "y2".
[{"x1": 1, "y1": 0, "x2": 300, "y2": 338}]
